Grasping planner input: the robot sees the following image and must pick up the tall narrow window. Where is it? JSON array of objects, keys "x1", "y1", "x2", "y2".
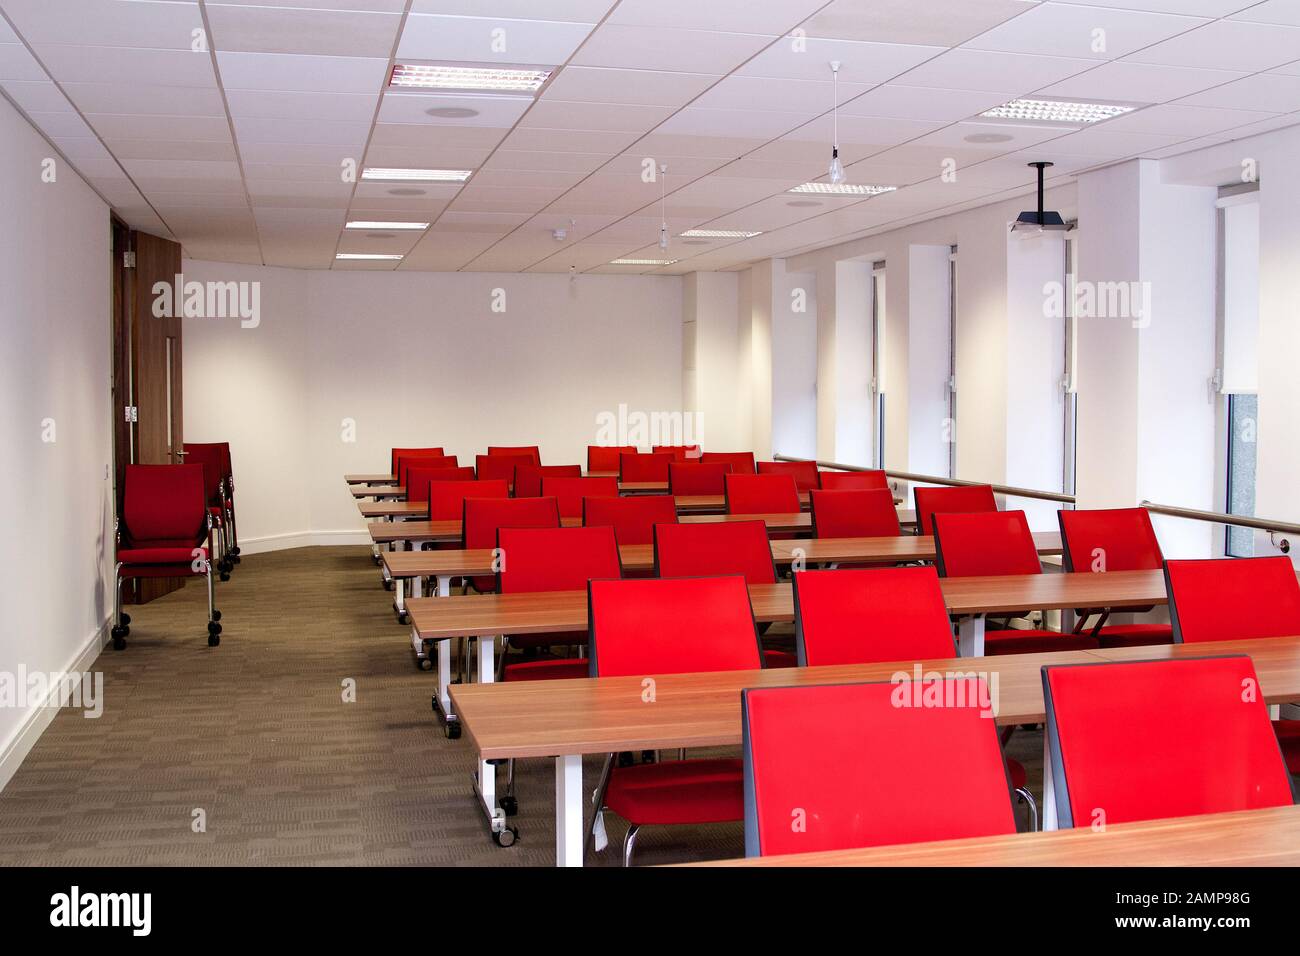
[
  {"x1": 1217, "y1": 186, "x2": 1259, "y2": 556},
  {"x1": 1062, "y1": 234, "x2": 1079, "y2": 495},
  {"x1": 871, "y1": 262, "x2": 886, "y2": 468},
  {"x1": 947, "y1": 246, "x2": 957, "y2": 478}
]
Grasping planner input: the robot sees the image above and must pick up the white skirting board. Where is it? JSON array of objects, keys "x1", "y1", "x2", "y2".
[{"x1": 236, "y1": 530, "x2": 372, "y2": 554}]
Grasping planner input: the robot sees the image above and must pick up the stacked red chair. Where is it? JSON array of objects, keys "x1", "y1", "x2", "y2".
[
  {"x1": 183, "y1": 442, "x2": 234, "y2": 580},
  {"x1": 112, "y1": 464, "x2": 223, "y2": 650}
]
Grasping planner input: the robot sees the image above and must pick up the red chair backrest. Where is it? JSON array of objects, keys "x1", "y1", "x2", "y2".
[
  {"x1": 933, "y1": 510, "x2": 1041, "y2": 578},
  {"x1": 427, "y1": 479, "x2": 509, "y2": 520},
  {"x1": 810, "y1": 488, "x2": 900, "y2": 538},
  {"x1": 757, "y1": 460, "x2": 819, "y2": 491},
  {"x1": 1166, "y1": 556, "x2": 1300, "y2": 644},
  {"x1": 793, "y1": 566, "x2": 956, "y2": 666},
  {"x1": 391, "y1": 447, "x2": 443, "y2": 475},
  {"x1": 1058, "y1": 507, "x2": 1163, "y2": 573},
  {"x1": 652, "y1": 444, "x2": 702, "y2": 460},
  {"x1": 654, "y1": 520, "x2": 776, "y2": 584},
  {"x1": 463, "y1": 496, "x2": 560, "y2": 550},
  {"x1": 487, "y1": 445, "x2": 541, "y2": 464},
  {"x1": 619, "y1": 452, "x2": 673, "y2": 482},
  {"x1": 588, "y1": 575, "x2": 761, "y2": 677},
  {"x1": 122, "y1": 464, "x2": 208, "y2": 543},
  {"x1": 913, "y1": 484, "x2": 997, "y2": 534},
  {"x1": 513, "y1": 464, "x2": 582, "y2": 498},
  {"x1": 215, "y1": 441, "x2": 233, "y2": 484},
  {"x1": 475, "y1": 454, "x2": 534, "y2": 485},
  {"x1": 497, "y1": 525, "x2": 621, "y2": 593},
  {"x1": 407, "y1": 465, "x2": 476, "y2": 503},
  {"x1": 743, "y1": 680, "x2": 1016, "y2": 857},
  {"x1": 182, "y1": 443, "x2": 225, "y2": 506},
  {"x1": 396, "y1": 453, "x2": 455, "y2": 489},
  {"x1": 701, "y1": 451, "x2": 756, "y2": 474},
  {"x1": 583, "y1": 495, "x2": 678, "y2": 546},
  {"x1": 543, "y1": 476, "x2": 620, "y2": 519},
  {"x1": 819, "y1": 470, "x2": 888, "y2": 491},
  {"x1": 587, "y1": 445, "x2": 637, "y2": 472},
  {"x1": 1043, "y1": 656, "x2": 1294, "y2": 828},
  {"x1": 725, "y1": 473, "x2": 800, "y2": 515},
  {"x1": 668, "y1": 462, "x2": 728, "y2": 496}
]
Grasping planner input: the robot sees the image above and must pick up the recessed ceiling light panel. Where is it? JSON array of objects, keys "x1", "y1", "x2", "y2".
[
  {"x1": 362, "y1": 167, "x2": 471, "y2": 182},
  {"x1": 609, "y1": 258, "x2": 679, "y2": 266},
  {"x1": 336, "y1": 253, "x2": 404, "y2": 260},
  {"x1": 789, "y1": 183, "x2": 896, "y2": 196},
  {"x1": 390, "y1": 62, "x2": 553, "y2": 93},
  {"x1": 345, "y1": 220, "x2": 430, "y2": 230},
  {"x1": 980, "y1": 98, "x2": 1135, "y2": 124},
  {"x1": 679, "y1": 229, "x2": 763, "y2": 239}
]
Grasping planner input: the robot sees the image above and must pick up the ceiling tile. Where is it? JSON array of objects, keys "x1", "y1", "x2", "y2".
[
  {"x1": 1098, "y1": 103, "x2": 1278, "y2": 137},
  {"x1": 656, "y1": 106, "x2": 807, "y2": 139},
  {"x1": 571, "y1": 25, "x2": 772, "y2": 73},
  {"x1": 233, "y1": 116, "x2": 371, "y2": 146},
  {"x1": 895, "y1": 49, "x2": 1097, "y2": 93},
  {"x1": 225, "y1": 89, "x2": 379, "y2": 121},
  {"x1": 397, "y1": 14, "x2": 594, "y2": 63},
  {"x1": 0, "y1": 78, "x2": 71, "y2": 112},
  {"x1": 217, "y1": 51, "x2": 389, "y2": 93},
  {"x1": 1125, "y1": 20, "x2": 1300, "y2": 72},
  {"x1": 605, "y1": 0, "x2": 826, "y2": 35},
  {"x1": 519, "y1": 99, "x2": 673, "y2": 133},
  {"x1": 377, "y1": 90, "x2": 532, "y2": 126},
  {"x1": 543, "y1": 66, "x2": 718, "y2": 107},
  {"x1": 965, "y1": 4, "x2": 1209, "y2": 60},
  {"x1": 410, "y1": 1, "x2": 614, "y2": 20},
  {"x1": 839, "y1": 85, "x2": 1008, "y2": 122},
  {"x1": 502, "y1": 126, "x2": 639, "y2": 152},
  {"x1": 1038, "y1": 61, "x2": 1248, "y2": 103},
  {"x1": 801, "y1": 0, "x2": 1037, "y2": 46},
  {"x1": 1177, "y1": 72, "x2": 1300, "y2": 112},
  {"x1": 205, "y1": 4, "x2": 401, "y2": 57},
  {"x1": 0, "y1": 43, "x2": 45, "y2": 81},
  {"x1": 35, "y1": 44, "x2": 217, "y2": 86},
  {"x1": 737, "y1": 37, "x2": 943, "y2": 84},
  {"x1": 1228, "y1": 0, "x2": 1300, "y2": 26},
  {"x1": 1, "y1": 0, "x2": 204, "y2": 48}
]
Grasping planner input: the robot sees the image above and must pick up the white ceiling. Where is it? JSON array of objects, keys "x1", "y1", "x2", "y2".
[{"x1": 1, "y1": 0, "x2": 1297, "y2": 274}]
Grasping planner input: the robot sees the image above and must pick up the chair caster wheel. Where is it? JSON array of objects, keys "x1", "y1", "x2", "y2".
[
  {"x1": 419, "y1": 657, "x2": 433, "y2": 672},
  {"x1": 500, "y1": 795, "x2": 518, "y2": 816},
  {"x1": 219, "y1": 572, "x2": 231, "y2": 582},
  {"x1": 445, "y1": 721, "x2": 461, "y2": 740},
  {"x1": 111, "y1": 626, "x2": 127, "y2": 650},
  {"x1": 493, "y1": 826, "x2": 518, "y2": 847},
  {"x1": 382, "y1": 579, "x2": 394, "y2": 592},
  {"x1": 231, "y1": 555, "x2": 241, "y2": 564},
  {"x1": 212, "y1": 610, "x2": 222, "y2": 622},
  {"x1": 398, "y1": 612, "x2": 409, "y2": 625},
  {"x1": 231, "y1": 547, "x2": 241, "y2": 557},
  {"x1": 208, "y1": 634, "x2": 220, "y2": 647},
  {"x1": 208, "y1": 621, "x2": 222, "y2": 636},
  {"x1": 120, "y1": 613, "x2": 131, "y2": 626}
]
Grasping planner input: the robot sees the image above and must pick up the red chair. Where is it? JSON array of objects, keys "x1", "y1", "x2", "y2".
[
  {"x1": 793, "y1": 567, "x2": 1037, "y2": 828},
  {"x1": 668, "y1": 462, "x2": 728, "y2": 496},
  {"x1": 757, "y1": 460, "x2": 819, "y2": 491},
  {"x1": 743, "y1": 679, "x2": 1018, "y2": 857},
  {"x1": 587, "y1": 575, "x2": 762, "y2": 865},
  {"x1": 427, "y1": 479, "x2": 509, "y2": 520},
  {"x1": 112, "y1": 464, "x2": 223, "y2": 650},
  {"x1": 475, "y1": 454, "x2": 533, "y2": 486},
  {"x1": 487, "y1": 445, "x2": 541, "y2": 464},
  {"x1": 182, "y1": 442, "x2": 233, "y2": 579},
  {"x1": 913, "y1": 483, "x2": 997, "y2": 535},
  {"x1": 462, "y1": 496, "x2": 560, "y2": 591},
  {"x1": 1042, "y1": 656, "x2": 1294, "y2": 828},
  {"x1": 1165, "y1": 555, "x2": 1300, "y2": 773},
  {"x1": 213, "y1": 441, "x2": 239, "y2": 562},
  {"x1": 725, "y1": 473, "x2": 800, "y2": 515},
  {"x1": 819, "y1": 469, "x2": 889, "y2": 491},
  {"x1": 588, "y1": 445, "x2": 637, "y2": 473},
  {"x1": 619, "y1": 452, "x2": 673, "y2": 483},
  {"x1": 654, "y1": 520, "x2": 792, "y2": 668},
  {"x1": 701, "y1": 451, "x2": 755, "y2": 474},
  {"x1": 406, "y1": 465, "x2": 476, "y2": 504},
  {"x1": 809, "y1": 488, "x2": 900, "y2": 538},
  {"x1": 513, "y1": 464, "x2": 581, "y2": 498},
  {"x1": 396, "y1": 453, "x2": 455, "y2": 489},
  {"x1": 583, "y1": 495, "x2": 677, "y2": 546},
  {"x1": 391, "y1": 447, "x2": 443, "y2": 475},
  {"x1": 543, "y1": 476, "x2": 619, "y2": 519},
  {"x1": 653, "y1": 444, "x2": 701, "y2": 460},
  {"x1": 932, "y1": 510, "x2": 1098, "y2": 655},
  {"x1": 1057, "y1": 507, "x2": 1172, "y2": 647}
]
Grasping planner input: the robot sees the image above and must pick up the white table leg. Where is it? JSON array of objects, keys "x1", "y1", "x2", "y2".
[
  {"x1": 477, "y1": 635, "x2": 496, "y2": 685},
  {"x1": 411, "y1": 575, "x2": 423, "y2": 599},
  {"x1": 394, "y1": 576, "x2": 405, "y2": 615},
  {"x1": 1042, "y1": 732, "x2": 1058, "y2": 831},
  {"x1": 958, "y1": 615, "x2": 985, "y2": 657},
  {"x1": 437, "y1": 639, "x2": 454, "y2": 719},
  {"x1": 556, "y1": 753, "x2": 584, "y2": 867},
  {"x1": 437, "y1": 574, "x2": 451, "y2": 598}
]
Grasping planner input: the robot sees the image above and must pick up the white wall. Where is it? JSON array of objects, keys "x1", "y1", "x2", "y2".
[
  {"x1": 682, "y1": 272, "x2": 743, "y2": 452},
  {"x1": 0, "y1": 95, "x2": 112, "y2": 788},
  {"x1": 182, "y1": 264, "x2": 683, "y2": 547},
  {"x1": 906, "y1": 244, "x2": 952, "y2": 477},
  {"x1": 771, "y1": 263, "x2": 818, "y2": 460}
]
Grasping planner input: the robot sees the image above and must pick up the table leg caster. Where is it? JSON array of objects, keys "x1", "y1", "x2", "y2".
[{"x1": 492, "y1": 826, "x2": 518, "y2": 847}]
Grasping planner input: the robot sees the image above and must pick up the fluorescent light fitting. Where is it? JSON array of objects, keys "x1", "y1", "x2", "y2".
[
  {"x1": 345, "y1": 220, "x2": 429, "y2": 230},
  {"x1": 789, "y1": 183, "x2": 896, "y2": 196},
  {"x1": 679, "y1": 229, "x2": 763, "y2": 239},
  {"x1": 610, "y1": 258, "x2": 679, "y2": 266},
  {"x1": 335, "y1": 253, "x2": 404, "y2": 260},
  {"x1": 980, "y1": 98, "x2": 1135, "y2": 124},
  {"x1": 361, "y1": 167, "x2": 471, "y2": 182},
  {"x1": 390, "y1": 63, "x2": 552, "y2": 93}
]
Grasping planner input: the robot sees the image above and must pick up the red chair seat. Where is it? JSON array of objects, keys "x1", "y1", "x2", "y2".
[
  {"x1": 119, "y1": 543, "x2": 209, "y2": 565},
  {"x1": 1275, "y1": 720, "x2": 1300, "y2": 774},
  {"x1": 983, "y1": 629, "x2": 1099, "y2": 656},
  {"x1": 504, "y1": 658, "x2": 589, "y2": 682},
  {"x1": 762, "y1": 649, "x2": 798, "y2": 668},
  {"x1": 508, "y1": 630, "x2": 586, "y2": 650},
  {"x1": 1007, "y1": 758, "x2": 1027, "y2": 791},
  {"x1": 605, "y1": 758, "x2": 743, "y2": 826},
  {"x1": 1095, "y1": 623, "x2": 1174, "y2": 648}
]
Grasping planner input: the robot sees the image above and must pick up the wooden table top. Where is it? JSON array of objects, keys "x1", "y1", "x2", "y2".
[
  {"x1": 352, "y1": 484, "x2": 406, "y2": 497},
  {"x1": 691, "y1": 804, "x2": 1300, "y2": 867},
  {"x1": 345, "y1": 473, "x2": 396, "y2": 485},
  {"x1": 359, "y1": 501, "x2": 429, "y2": 519},
  {"x1": 449, "y1": 635, "x2": 1300, "y2": 762},
  {"x1": 382, "y1": 532, "x2": 1063, "y2": 580},
  {"x1": 369, "y1": 516, "x2": 583, "y2": 544},
  {"x1": 411, "y1": 568, "x2": 1169, "y2": 641}
]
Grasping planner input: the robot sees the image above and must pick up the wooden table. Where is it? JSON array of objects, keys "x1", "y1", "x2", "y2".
[
  {"x1": 448, "y1": 635, "x2": 1300, "y2": 864},
  {"x1": 345, "y1": 473, "x2": 396, "y2": 485},
  {"x1": 351, "y1": 484, "x2": 406, "y2": 499},
  {"x1": 692, "y1": 804, "x2": 1300, "y2": 867}
]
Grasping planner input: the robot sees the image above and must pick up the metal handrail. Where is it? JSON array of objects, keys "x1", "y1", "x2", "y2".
[
  {"x1": 1140, "y1": 501, "x2": 1300, "y2": 551},
  {"x1": 774, "y1": 453, "x2": 1077, "y2": 505}
]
